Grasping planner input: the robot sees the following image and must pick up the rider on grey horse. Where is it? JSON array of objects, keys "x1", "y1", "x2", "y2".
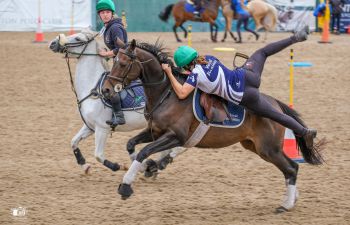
[{"x1": 97, "y1": 0, "x2": 128, "y2": 128}]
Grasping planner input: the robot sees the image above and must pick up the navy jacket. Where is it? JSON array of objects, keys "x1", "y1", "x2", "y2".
[{"x1": 104, "y1": 18, "x2": 128, "y2": 55}]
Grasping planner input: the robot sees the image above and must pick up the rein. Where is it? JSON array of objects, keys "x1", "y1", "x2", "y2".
[
  {"x1": 107, "y1": 49, "x2": 168, "y2": 89},
  {"x1": 63, "y1": 34, "x2": 106, "y2": 131},
  {"x1": 65, "y1": 56, "x2": 105, "y2": 132}
]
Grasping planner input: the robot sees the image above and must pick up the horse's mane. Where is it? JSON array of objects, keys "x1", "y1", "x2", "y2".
[
  {"x1": 127, "y1": 39, "x2": 187, "y2": 81},
  {"x1": 136, "y1": 40, "x2": 173, "y2": 65}
]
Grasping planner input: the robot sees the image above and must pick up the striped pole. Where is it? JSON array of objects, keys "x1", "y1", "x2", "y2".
[
  {"x1": 33, "y1": 0, "x2": 46, "y2": 43},
  {"x1": 289, "y1": 49, "x2": 294, "y2": 108},
  {"x1": 319, "y1": 0, "x2": 331, "y2": 43},
  {"x1": 187, "y1": 24, "x2": 192, "y2": 47},
  {"x1": 69, "y1": 0, "x2": 75, "y2": 35},
  {"x1": 122, "y1": 10, "x2": 127, "y2": 29}
]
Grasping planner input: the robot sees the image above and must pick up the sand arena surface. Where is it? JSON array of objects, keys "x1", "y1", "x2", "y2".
[{"x1": 1, "y1": 31, "x2": 350, "y2": 224}]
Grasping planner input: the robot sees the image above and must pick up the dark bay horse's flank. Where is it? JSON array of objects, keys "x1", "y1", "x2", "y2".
[
  {"x1": 159, "y1": 0, "x2": 221, "y2": 42},
  {"x1": 108, "y1": 39, "x2": 325, "y2": 212}
]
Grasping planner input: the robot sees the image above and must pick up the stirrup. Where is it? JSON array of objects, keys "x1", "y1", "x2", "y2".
[{"x1": 193, "y1": 12, "x2": 201, "y2": 19}]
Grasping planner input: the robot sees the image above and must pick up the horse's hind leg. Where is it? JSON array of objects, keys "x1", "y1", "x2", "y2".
[
  {"x1": 71, "y1": 125, "x2": 93, "y2": 174},
  {"x1": 94, "y1": 126, "x2": 122, "y2": 172},
  {"x1": 229, "y1": 31, "x2": 237, "y2": 42},
  {"x1": 209, "y1": 21, "x2": 218, "y2": 42},
  {"x1": 256, "y1": 138, "x2": 299, "y2": 213}
]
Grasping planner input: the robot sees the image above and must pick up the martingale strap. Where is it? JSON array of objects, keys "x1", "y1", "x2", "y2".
[{"x1": 183, "y1": 122, "x2": 210, "y2": 148}]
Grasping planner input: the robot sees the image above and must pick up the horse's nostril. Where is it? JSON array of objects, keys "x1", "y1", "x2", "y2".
[{"x1": 49, "y1": 41, "x2": 59, "y2": 51}]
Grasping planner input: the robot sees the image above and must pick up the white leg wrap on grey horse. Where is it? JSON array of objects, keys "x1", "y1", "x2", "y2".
[
  {"x1": 281, "y1": 184, "x2": 298, "y2": 210},
  {"x1": 123, "y1": 160, "x2": 142, "y2": 184}
]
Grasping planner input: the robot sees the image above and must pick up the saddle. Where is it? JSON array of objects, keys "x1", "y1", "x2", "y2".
[
  {"x1": 193, "y1": 89, "x2": 245, "y2": 128},
  {"x1": 199, "y1": 92, "x2": 230, "y2": 123},
  {"x1": 185, "y1": 0, "x2": 205, "y2": 15}
]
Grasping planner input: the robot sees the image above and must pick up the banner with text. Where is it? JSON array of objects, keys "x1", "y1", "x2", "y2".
[{"x1": 0, "y1": 0, "x2": 92, "y2": 31}]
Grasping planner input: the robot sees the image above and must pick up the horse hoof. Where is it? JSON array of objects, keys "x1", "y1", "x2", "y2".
[
  {"x1": 221, "y1": 39, "x2": 225, "y2": 42},
  {"x1": 144, "y1": 159, "x2": 158, "y2": 177},
  {"x1": 103, "y1": 160, "x2": 120, "y2": 172},
  {"x1": 118, "y1": 183, "x2": 133, "y2": 200},
  {"x1": 82, "y1": 164, "x2": 91, "y2": 175},
  {"x1": 177, "y1": 39, "x2": 182, "y2": 43},
  {"x1": 110, "y1": 163, "x2": 120, "y2": 172},
  {"x1": 158, "y1": 155, "x2": 173, "y2": 170},
  {"x1": 275, "y1": 206, "x2": 289, "y2": 214},
  {"x1": 119, "y1": 163, "x2": 129, "y2": 171}
]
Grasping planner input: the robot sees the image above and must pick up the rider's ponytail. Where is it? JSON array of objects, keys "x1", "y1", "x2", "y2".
[{"x1": 195, "y1": 55, "x2": 208, "y2": 65}]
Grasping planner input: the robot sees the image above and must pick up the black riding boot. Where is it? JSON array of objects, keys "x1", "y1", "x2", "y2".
[
  {"x1": 106, "y1": 93, "x2": 125, "y2": 129},
  {"x1": 193, "y1": 0, "x2": 201, "y2": 19},
  {"x1": 302, "y1": 128, "x2": 317, "y2": 149}
]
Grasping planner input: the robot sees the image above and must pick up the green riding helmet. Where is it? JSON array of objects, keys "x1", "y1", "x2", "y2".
[
  {"x1": 174, "y1": 46, "x2": 198, "y2": 67},
  {"x1": 96, "y1": 0, "x2": 116, "y2": 13}
]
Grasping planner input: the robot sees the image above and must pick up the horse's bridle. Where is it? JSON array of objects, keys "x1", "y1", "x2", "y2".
[
  {"x1": 60, "y1": 33, "x2": 100, "y2": 59},
  {"x1": 107, "y1": 48, "x2": 167, "y2": 92}
]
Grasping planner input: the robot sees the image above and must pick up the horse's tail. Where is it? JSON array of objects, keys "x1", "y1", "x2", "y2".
[
  {"x1": 264, "y1": 3, "x2": 278, "y2": 31},
  {"x1": 159, "y1": 4, "x2": 174, "y2": 22},
  {"x1": 275, "y1": 99, "x2": 325, "y2": 165}
]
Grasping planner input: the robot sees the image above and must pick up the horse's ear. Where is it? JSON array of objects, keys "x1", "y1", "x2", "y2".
[
  {"x1": 116, "y1": 38, "x2": 125, "y2": 48},
  {"x1": 130, "y1": 39, "x2": 136, "y2": 51}
]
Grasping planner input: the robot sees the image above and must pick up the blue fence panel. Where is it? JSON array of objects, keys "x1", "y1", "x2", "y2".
[{"x1": 94, "y1": 0, "x2": 255, "y2": 32}]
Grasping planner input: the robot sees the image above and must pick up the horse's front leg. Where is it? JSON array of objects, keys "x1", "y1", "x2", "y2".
[
  {"x1": 179, "y1": 24, "x2": 188, "y2": 39},
  {"x1": 118, "y1": 131, "x2": 182, "y2": 199},
  {"x1": 173, "y1": 22, "x2": 182, "y2": 42},
  {"x1": 144, "y1": 147, "x2": 188, "y2": 178},
  {"x1": 263, "y1": 30, "x2": 268, "y2": 42},
  {"x1": 221, "y1": 28, "x2": 227, "y2": 42},
  {"x1": 94, "y1": 126, "x2": 122, "y2": 172},
  {"x1": 71, "y1": 125, "x2": 94, "y2": 174},
  {"x1": 126, "y1": 128, "x2": 154, "y2": 162}
]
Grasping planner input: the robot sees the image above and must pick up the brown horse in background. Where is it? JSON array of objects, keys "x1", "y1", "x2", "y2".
[
  {"x1": 221, "y1": 0, "x2": 278, "y2": 42},
  {"x1": 107, "y1": 39, "x2": 325, "y2": 213},
  {"x1": 159, "y1": 0, "x2": 221, "y2": 42}
]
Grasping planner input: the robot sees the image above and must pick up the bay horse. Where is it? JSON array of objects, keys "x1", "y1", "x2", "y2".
[
  {"x1": 49, "y1": 29, "x2": 184, "y2": 174},
  {"x1": 159, "y1": 0, "x2": 221, "y2": 42},
  {"x1": 109, "y1": 39, "x2": 325, "y2": 213},
  {"x1": 221, "y1": 0, "x2": 278, "y2": 42}
]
